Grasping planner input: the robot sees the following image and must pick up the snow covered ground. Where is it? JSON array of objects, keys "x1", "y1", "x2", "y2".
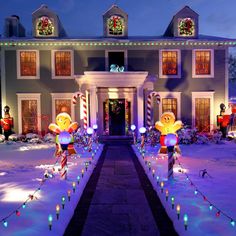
[
  {"x1": 133, "y1": 140, "x2": 236, "y2": 236},
  {"x1": 0, "y1": 141, "x2": 103, "y2": 236}
]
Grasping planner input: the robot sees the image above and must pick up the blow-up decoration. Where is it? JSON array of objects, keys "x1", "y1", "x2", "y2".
[
  {"x1": 110, "y1": 64, "x2": 124, "y2": 72},
  {"x1": 155, "y1": 112, "x2": 182, "y2": 154},
  {"x1": 0, "y1": 105, "x2": 14, "y2": 140},
  {"x1": 49, "y1": 112, "x2": 78, "y2": 179},
  {"x1": 108, "y1": 15, "x2": 124, "y2": 35},
  {"x1": 37, "y1": 16, "x2": 54, "y2": 36},
  {"x1": 72, "y1": 92, "x2": 87, "y2": 129},
  {"x1": 178, "y1": 18, "x2": 195, "y2": 36}
]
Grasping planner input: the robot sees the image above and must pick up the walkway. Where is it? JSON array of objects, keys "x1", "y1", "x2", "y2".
[{"x1": 64, "y1": 143, "x2": 178, "y2": 236}]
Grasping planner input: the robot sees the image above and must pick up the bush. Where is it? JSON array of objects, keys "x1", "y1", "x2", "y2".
[{"x1": 0, "y1": 134, "x2": 5, "y2": 143}]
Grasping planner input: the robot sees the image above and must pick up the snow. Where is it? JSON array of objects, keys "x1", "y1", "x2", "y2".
[
  {"x1": 133, "y1": 141, "x2": 236, "y2": 236},
  {"x1": 0, "y1": 141, "x2": 103, "y2": 236}
]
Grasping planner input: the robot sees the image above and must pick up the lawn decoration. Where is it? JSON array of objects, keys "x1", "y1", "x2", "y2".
[
  {"x1": 155, "y1": 112, "x2": 182, "y2": 154},
  {"x1": 72, "y1": 92, "x2": 87, "y2": 129},
  {"x1": 0, "y1": 106, "x2": 14, "y2": 140},
  {"x1": 48, "y1": 112, "x2": 78, "y2": 179},
  {"x1": 217, "y1": 103, "x2": 232, "y2": 138},
  {"x1": 147, "y1": 92, "x2": 161, "y2": 127}
]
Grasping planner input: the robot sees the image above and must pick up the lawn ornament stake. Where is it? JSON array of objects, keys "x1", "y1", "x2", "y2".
[
  {"x1": 49, "y1": 112, "x2": 78, "y2": 179},
  {"x1": 155, "y1": 112, "x2": 182, "y2": 154}
]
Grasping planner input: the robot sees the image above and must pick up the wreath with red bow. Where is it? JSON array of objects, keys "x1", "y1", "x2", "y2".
[
  {"x1": 178, "y1": 18, "x2": 194, "y2": 36},
  {"x1": 37, "y1": 16, "x2": 54, "y2": 36}
]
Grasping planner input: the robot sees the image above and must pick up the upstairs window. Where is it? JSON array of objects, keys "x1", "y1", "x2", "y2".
[
  {"x1": 107, "y1": 15, "x2": 124, "y2": 36},
  {"x1": 162, "y1": 98, "x2": 177, "y2": 118},
  {"x1": 159, "y1": 50, "x2": 181, "y2": 78},
  {"x1": 178, "y1": 18, "x2": 195, "y2": 37},
  {"x1": 192, "y1": 50, "x2": 214, "y2": 78},
  {"x1": 52, "y1": 50, "x2": 74, "y2": 78},
  {"x1": 17, "y1": 50, "x2": 39, "y2": 79}
]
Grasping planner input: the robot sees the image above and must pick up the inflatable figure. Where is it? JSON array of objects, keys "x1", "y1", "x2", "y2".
[
  {"x1": 155, "y1": 112, "x2": 182, "y2": 154},
  {"x1": 0, "y1": 106, "x2": 14, "y2": 140},
  {"x1": 48, "y1": 112, "x2": 78, "y2": 156}
]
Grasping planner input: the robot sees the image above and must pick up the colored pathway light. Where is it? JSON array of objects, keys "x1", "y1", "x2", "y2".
[
  {"x1": 3, "y1": 220, "x2": 8, "y2": 228},
  {"x1": 56, "y1": 204, "x2": 60, "y2": 220},
  {"x1": 184, "y1": 214, "x2": 188, "y2": 230},
  {"x1": 77, "y1": 175, "x2": 80, "y2": 184},
  {"x1": 82, "y1": 169, "x2": 84, "y2": 178},
  {"x1": 156, "y1": 176, "x2": 160, "y2": 184},
  {"x1": 85, "y1": 162, "x2": 89, "y2": 171},
  {"x1": 148, "y1": 161, "x2": 151, "y2": 171},
  {"x1": 160, "y1": 181, "x2": 164, "y2": 193},
  {"x1": 72, "y1": 182, "x2": 76, "y2": 192},
  {"x1": 176, "y1": 204, "x2": 180, "y2": 219},
  {"x1": 152, "y1": 169, "x2": 155, "y2": 177},
  {"x1": 165, "y1": 189, "x2": 169, "y2": 201},
  {"x1": 171, "y1": 196, "x2": 175, "y2": 209},
  {"x1": 16, "y1": 210, "x2": 20, "y2": 216},
  {"x1": 22, "y1": 203, "x2": 26, "y2": 209},
  {"x1": 62, "y1": 196, "x2": 66, "y2": 209},
  {"x1": 67, "y1": 190, "x2": 71, "y2": 201},
  {"x1": 209, "y1": 204, "x2": 213, "y2": 211},
  {"x1": 48, "y1": 214, "x2": 53, "y2": 230},
  {"x1": 194, "y1": 190, "x2": 198, "y2": 195},
  {"x1": 164, "y1": 133, "x2": 177, "y2": 147},
  {"x1": 231, "y1": 219, "x2": 235, "y2": 227}
]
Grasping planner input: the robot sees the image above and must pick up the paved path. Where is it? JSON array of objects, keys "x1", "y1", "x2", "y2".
[{"x1": 64, "y1": 143, "x2": 178, "y2": 236}]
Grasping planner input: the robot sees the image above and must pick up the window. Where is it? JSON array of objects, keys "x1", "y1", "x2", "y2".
[
  {"x1": 51, "y1": 93, "x2": 75, "y2": 122},
  {"x1": 17, "y1": 93, "x2": 41, "y2": 134},
  {"x1": 17, "y1": 50, "x2": 39, "y2": 79},
  {"x1": 178, "y1": 18, "x2": 195, "y2": 37},
  {"x1": 52, "y1": 50, "x2": 74, "y2": 78},
  {"x1": 159, "y1": 50, "x2": 181, "y2": 78},
  {"x1": 162, "y1": 98, "x2": 177, "y2": 118},
  {"x1": 107, "y1": 15, "x2": 124, "y2": 36},
  {"x1": 192, "y1": 92, "x2": 214, "y2": 132},
  {"x1": 192, "y1": 49, "x2": 214, "y2": 78}
]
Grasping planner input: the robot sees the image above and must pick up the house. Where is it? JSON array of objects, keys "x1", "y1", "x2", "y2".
[{"x1": 0, "y1": 4, "x2": 234, "y2": 136}]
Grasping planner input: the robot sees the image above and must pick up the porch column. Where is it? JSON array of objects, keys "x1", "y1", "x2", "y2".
[
  {"x1": 137, "y1": 85, "x2": 144, "y2": 130},
  {"x1": 90, "y1": 85, "x2": 97, "y2": 127}
]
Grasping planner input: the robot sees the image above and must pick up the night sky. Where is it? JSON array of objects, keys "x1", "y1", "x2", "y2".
[{"x1": 1, "y1": 0, "x2": 236, "y2": 39}]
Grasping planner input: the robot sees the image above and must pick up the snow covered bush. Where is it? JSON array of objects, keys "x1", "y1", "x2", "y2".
[
  {"x1": 43, "y1": 133, "x2": 55, "y2": 143},
  {"x1": 8, "y1": 134, "x2": 18, "y2": 141},
  {"x1": 0, "y1": 134, "x2": 5, "y2": 142},
  {"x1": 146, "y1": 127, "x2": 160, "y2": 146},
  {"x1": 26, "y1": 133, "x2": 40, "y2": 140},
  {"x1": 28, "y1": 138, "x2": 43, "y2": 144},
  {"x1": 25, "y1": 133, "x2": 42, "y2": 143},
  {"x1": 177, "y1": 127, "x2": 198, "y2": 144},
  {"x1": 195, "y1": 133, "x2": 209, "y2": 144},
  {"x1": 211, "y1": 130, "x2": 222, "y2": 144}
]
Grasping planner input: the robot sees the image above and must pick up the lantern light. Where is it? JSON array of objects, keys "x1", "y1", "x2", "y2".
[
  {"x1": 87, "y1": 127, "x2": 94, "y2": 135},
  {"x1": 48, "y1": 214, "x2": 53, "y2": 230},
  {"x1": 164, "y1": 133, "x2": 177, "y2": 147},
  {"x1": 58, "y1": 131, "x2": 71, "y2": 145},
  {"x1": 131, "y1": 125, "x2": 136, "y2": 131},
  {"x1": 56, "y1": 204, "x2": 60, "y2": 220},
  {"x1": 139, "y1": 127, "x2": 146, "y2": 134},
  {"x1": 184, "y1": 214, "x2": 188, "y2": 230}
]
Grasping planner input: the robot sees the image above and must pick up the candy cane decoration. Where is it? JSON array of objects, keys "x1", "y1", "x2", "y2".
[
  {"x1": 72, "y1": 92, "x2": 87, "y2": 129},
  {"x1": 147, "y1": 91, "x2": 161, "y2": 127},
  {"x1": 60, "y1": 152, "x2": 67, "y2": 180}
]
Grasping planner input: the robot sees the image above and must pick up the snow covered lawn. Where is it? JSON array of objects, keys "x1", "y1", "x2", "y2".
[
  {"x1": 0, "y1": 141, "x2": 103, "y2": 236},
  {"x1": 133, "y1": 141, "x2": 236, "y2": 236}
]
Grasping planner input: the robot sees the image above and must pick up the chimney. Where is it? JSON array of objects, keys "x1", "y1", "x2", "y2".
[{"x1": 4, "y1": 15, "x2": 25, "y2": 37}]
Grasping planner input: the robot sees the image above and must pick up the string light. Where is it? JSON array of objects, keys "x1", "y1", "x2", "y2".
[
  {"x1": 184, "y1": 214, "x2": 188, "y2": 230},
  {"x1": 231, "y1": 219, "x2": 235, "y2": 227},
  {"x1": 61, "y1": 196, "x2": 66, "y2": 209},
  {"x1": 209, "y1": 204, "x2": 213, "y2": 211},
  {"x1": 152, "y1": 169, "x2": 155, "y2": 177},
  {"x1": 67, "y1": 190, "x2": 71, "y2": 201},
  {"x1": 176, "y1": 204, "x2": 180, "y2": 220},
  {"x1": 77, "y1": 175, "x2": 80, "y2": 185},
  {"x1": 160, "y1": 182, "x2": 164, "y2": 193},
  {"x1": 72, "y1": 182, "x2": 76, "y2": 193},
  {"x1": 81, "y1": 169, "x2": 84, "y2": 178},
  {"x1": 16, "y1": 210, "x2": 20, "y2": 217},
  {"x1": 171, "y1": 196, "x2": 175, "y2": 209},
  {"x1": 56, "y1": 204, "x2": 60, "y2": 220},
  {"x1": 3, "y1": 221, "x2": 8, "y2": 228},
  {"x1": 48, "y1": 214, "x2": 53, "y2": 231},
  {"x1": 165, "y1": 189, "x2": 169, "y2": 201}
]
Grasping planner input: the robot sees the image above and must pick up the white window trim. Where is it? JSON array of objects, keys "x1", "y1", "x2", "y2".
[
  {"x1": 192, "y1": 49, "x2": 214, "y2": 78},
  {"x1": 17, "y1": 93, "x2": 41, "y2": 134},
  {"x1": 51, "y1": 93, "x2": 75, "y2": 122},
  {"x1": 17, "y1": 50, "x2": 40, "y2": 79},
  {"x1": 51, "y1": 50, "x2": 74, "y2": 79},
  {"x1": 159, "y1": 49, "x2": 181, "y2": 79},
  {"x1": 158, "y1": 92, "x2": 181, "y2": 120},
  {"x1": 105, "y1": 50, "x2": 128, "y2": 71},
  {"x1": 192, "y1": 91, "x2": 215, "y2": 131}
]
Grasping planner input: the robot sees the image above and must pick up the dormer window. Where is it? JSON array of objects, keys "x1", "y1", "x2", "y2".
[
  {"x1": 108, "y1": 15, "x2": 124, "y2": 36},
  {"x1": 36, "y1": 16, "x2": 54, "y2": 36},
  {"x1": 178, "y1": 18, "x2": 195, "y2": 37}
]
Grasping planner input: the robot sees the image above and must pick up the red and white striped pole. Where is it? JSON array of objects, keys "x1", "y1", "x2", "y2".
[
  {"x1": 147, "y1": 91, "x2": 161, "y2": 128},
  {"x1": 72, "y1": 92, "x2": 87, "y2": 129},
  {"x1": 60, "y1": 151, "x2": 67, "y2": 180}
]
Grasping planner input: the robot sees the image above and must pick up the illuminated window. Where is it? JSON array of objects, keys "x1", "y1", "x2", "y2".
[
  {"x1": 107, "y1": 15, "x2": 124, "y2": 36},
  {"x1": 54, "y1": 51, "x2": 72, "y2": 77},
  {"x1": 55, "y1": 99, "x2": 71, "y2": 117},
  {"x1": 178, "y1": 18, "x2": 195, "y2": 37},
  {"x1": 195, "y1": 51, "x2": 211, "y2": 75},
  {"x1": 162, "y1": 51, "x2": 178, "y2": 76},
  {"x1": 162, "y1": 98, "x2": 177, "y2": 118},
  {"x1": 20, "y1": 51, "x2": 37, "y2": 76},
  {"x1": 195, "y1": 98, "x2": 210, "y2": 132},
  {"x1": 193, "y1": 50, "x2": 214, "y2": 78}
]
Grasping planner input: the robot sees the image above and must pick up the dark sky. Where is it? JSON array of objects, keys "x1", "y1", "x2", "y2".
[{"x1": 1, "y1": 0, "x2": 236, "y2": 39}]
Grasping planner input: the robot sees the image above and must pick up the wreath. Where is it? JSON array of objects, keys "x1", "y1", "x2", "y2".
[
  {"x1": 110, "y1": 100, "x2": 121, "y2": 115},
  {"x1": 37, "y1": 16, "x2": 54, "y2": 36},
  {"x1": 108, "y1": 16, "x2": 124, "y2": 35},
  {"x1": 178, "y1": 18, "x2": 194, "y2": 36}
]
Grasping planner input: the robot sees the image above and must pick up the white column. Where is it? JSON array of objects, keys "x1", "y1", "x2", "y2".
[
  {"x1": 90, "y1": 86, "x2": 97, "y2": 127},
  {"x1": 137, "y1": 85, "x2": 144, "y2": 129}
]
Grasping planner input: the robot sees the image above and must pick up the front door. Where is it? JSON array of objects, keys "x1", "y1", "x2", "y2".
[{"x1": 109, "y1": 99, "x2": 125, "y2": 135}]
